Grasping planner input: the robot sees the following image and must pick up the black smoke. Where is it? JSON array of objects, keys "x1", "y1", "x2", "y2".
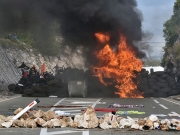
[{"x1": 0, "y1": 0, "x2": 145, "y2": 58}]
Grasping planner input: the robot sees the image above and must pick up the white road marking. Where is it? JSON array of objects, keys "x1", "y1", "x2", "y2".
[
  {"x1": 92, "y1": 98, "x2": 102, "y2": 108},
  {"x1": 64, "y1": 110, "x2": 81, "y2": 112},
  {"x1": 0, "y1": 95, "x2": 21, "y2": 103},
  {"x1": 153, "y1": 99, "x2": 159, "y2": 104},
  {"x1": 151, "y1": 114, "x2": 167, "y2": 117},
  {"x1": 50, "y1": 98, "x2": 66, "y2": 111},
  {"x1": 40, "y1": 128, "x2": 89, "y2": 135},
  {"x1": 161, "y1": 98, "x2": 180, "y2": 106},
  {"x1": 159, "y1": 104, "x2": 168, "y2": 109},
  {"x1": 171, "y1": 112, "x2": 180, "y2": 117},
  {"x1": 40, "y1": 128, "x2": 47, "y2": 135}
]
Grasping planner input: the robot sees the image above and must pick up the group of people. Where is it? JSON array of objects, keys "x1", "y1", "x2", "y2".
[{"x1": 18, "y1": 62, "x2": 54, "y2": 81}]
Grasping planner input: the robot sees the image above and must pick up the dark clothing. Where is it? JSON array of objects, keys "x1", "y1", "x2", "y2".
[{"x1": 18, "y1": 62, "x2": 29, "y2": 69}]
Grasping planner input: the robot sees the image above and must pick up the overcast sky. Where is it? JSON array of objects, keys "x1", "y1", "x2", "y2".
[{"x1": 137, "y1": 0, "x2": 176, "y2": 57}]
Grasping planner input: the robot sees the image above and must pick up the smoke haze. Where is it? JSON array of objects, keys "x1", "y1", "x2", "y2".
[{"x1": 0, "y1": 0, "x2": 146, "y2": 58}]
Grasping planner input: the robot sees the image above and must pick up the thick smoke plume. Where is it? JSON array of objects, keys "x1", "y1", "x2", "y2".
[{"x1": 0, "y1": 0, "x2": 145, "y2": 58}]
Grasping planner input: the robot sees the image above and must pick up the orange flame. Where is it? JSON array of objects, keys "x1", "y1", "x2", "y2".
[{"x1": 93, "y1": 33, "x2": 143, "y2": 98}]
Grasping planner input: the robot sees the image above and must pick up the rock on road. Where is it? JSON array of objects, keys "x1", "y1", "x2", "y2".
[{"x1": 0, "y1": 96, "x2": 180, "y2": 135}]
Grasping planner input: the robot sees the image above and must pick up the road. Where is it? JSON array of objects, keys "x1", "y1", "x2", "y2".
[{"x1": 0, "y1": 96, "x2": 180, "y2": 135}]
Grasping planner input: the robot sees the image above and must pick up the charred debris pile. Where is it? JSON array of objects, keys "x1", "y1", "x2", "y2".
[
  {"x1": 137, "y1": 67, "x2": 180, "y2": 98},
  {"x1": 7, "y1": 65, "x2": 180, "y2": 98}
]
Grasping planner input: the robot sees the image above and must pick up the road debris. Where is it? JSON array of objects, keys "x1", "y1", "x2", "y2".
[
  {"x1": 108, "y1": 104, "x2": 144, "y2": 108},
  {"x1": 37, "y1": 105, "x2": 83, "y2": 108},
  {"x1": 1, "y1": 98, "x2": 40, "y2": 128},
  {"x1": 0, "y1": 106, "x2": 180, "y2": 131},
  {"x1": 116, "y1": 111, "x2": 145, "y2": 115}
]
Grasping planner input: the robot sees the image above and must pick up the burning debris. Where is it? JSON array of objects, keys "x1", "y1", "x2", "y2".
[
  {"x1": 0, "y1": 106, "x2": 180, "y2": 131},
  {"x1": 93, "y1": 33, "x2": 143, "y2": 98}
]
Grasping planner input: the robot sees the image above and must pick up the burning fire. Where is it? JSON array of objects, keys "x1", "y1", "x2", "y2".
[{"x1": 92, "y1": 33, "x2": 143, "y2": 98}]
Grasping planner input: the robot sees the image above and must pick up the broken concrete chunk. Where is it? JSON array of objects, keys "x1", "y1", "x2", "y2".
[
  {"x1": 4, "y1": 116, "x2": 13, "y2": 122},
  {"x1": 42, "y1": 110, "x2": 55, "y2": 121},
  {"x1": 13, "y1": 108, "x2": 23, "y2": 115},
  {"x1": 119, "y1": 117, "x2": 135, "y2": 129},
  {"x1": 34, "y1": 118, "x2": 46, "y2": 126},
  {"x1": 111, "y1": 121, "x2": 119, "y2": 128},
  {"x1": 42, "y1": 121, "x2": 54, "y2": 128},
  {"x1": 71, "y1": 122, "x2": 78, "y2": 128},
  {"x1": 99, "y1": 121, "x2": 111, "y2": 129},
  {"x1": 73, "y1": 106, "x2": 98, "y2": 128},
  {"x1": 20, "y1": 113, "x2": 29, "y2": 120},
  {"x1": 28, "y1": 110, "x2": 37, "y2": 119},
  {"x1": 24, "y1": 118, "x2": 37, "y2": 128},
  {"x1": 50, "y1": 119, "x2": 62, "y2": 127},
  {"x1": 12, "y1": 120, "x2": 24, "y2": 127},
  {"x1": 131, "y1": 123, "x2": 140, "y2": 129},
  {"x1": 137, "y1": 119, "x2": 146, "y2": 125},
  {"x1": 145, "y1": 119, "x2": 153, "y2": 130},
  {"x1": 33, "y1": 110, "x2": 44, "y2": 118},
  {"x1": 149, "y1": 115, "x2": 158, "y2": 122}
]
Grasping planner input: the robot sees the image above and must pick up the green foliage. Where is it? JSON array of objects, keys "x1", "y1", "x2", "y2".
[
  {"x1": 17, "y1": 32, "x2": 35, "y2": 46},
  {"x1": 174, "y1": 0, "x2": 180, "y2": 12},
  {"x1": 173, "y1": 42, "x2": 180, "y2": 60},
  {"x1": 0, "y1": 38, "x2": 25, "y2": 50},
  {"x1": 161, "y1": 0, "x2": 180, "y2": 67}
]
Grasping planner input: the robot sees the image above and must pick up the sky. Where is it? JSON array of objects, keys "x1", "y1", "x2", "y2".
[{"x1": 137, "y1": 0, "x2": 176, "y2": 57}]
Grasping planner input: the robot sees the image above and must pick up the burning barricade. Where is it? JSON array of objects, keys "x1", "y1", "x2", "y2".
[{"x1": 0, "y1": 106, "x2": 180, "y2": 131}]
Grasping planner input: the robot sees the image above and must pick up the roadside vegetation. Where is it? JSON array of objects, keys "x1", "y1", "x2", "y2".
[{"x1": 161, "y1": 0, "x2": 180, "y2": 67}]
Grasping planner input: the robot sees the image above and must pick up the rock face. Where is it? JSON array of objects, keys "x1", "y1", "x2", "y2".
[{"x1": 0, "y1": 45, "x2": 86, "y2": 90}]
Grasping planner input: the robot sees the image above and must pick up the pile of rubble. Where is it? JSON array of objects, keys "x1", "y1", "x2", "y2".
[{"x1": 0, "y1": 106, "x2": 180, "y2": 131}]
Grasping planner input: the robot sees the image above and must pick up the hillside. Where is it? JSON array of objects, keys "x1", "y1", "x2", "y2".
[{"x1": 0, "y1": 39, "x2": 86, "y2": 91}]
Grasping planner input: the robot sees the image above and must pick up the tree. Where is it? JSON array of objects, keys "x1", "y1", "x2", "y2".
[{"x1": 161, "y1": 0, "x2": 180, "y2": 67}]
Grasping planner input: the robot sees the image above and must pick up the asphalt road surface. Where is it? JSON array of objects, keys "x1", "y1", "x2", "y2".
[{"x1": 0, "y1": 96, "x2": 180, "y2": 135}]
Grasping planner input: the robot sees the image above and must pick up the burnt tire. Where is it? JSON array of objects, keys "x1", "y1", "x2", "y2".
[
  {"x1": 46, "y1": 87, "x2": 60, "y2": 94},
  {"x1": 32, "y1": 85, "x2": 48, "y2": 93},
  {"x1": 22, "y1": 94, "x2": 30, "y2": 97},
  {"x1": 31, "y1": 93, "x2": 47, "y2": 97},
  {"x1": 24, "y1": 89, "x2": 35, "y2": 95},
  {"x1": 158, "y1": 88, "x2": 171, "y2": 93},
  {"x1": 160, "y1": 74, "x2": 169, "y2": 79},
  {"x1": 151, "y1": 71, "x2": 165, "y2": 76},
  {"x1": 168, "y1": 90, "x2": 180, "y2": 96},
  {"x1": 138, "y1": 86, "x2": 148, "y2": 92},
  {"x1": 13, "y1": 86, "x2": 22, "y2": 94},
  {"x1": 143, "y1": 93, "x2": 152, "y2": 98},
  {"x1": 156, "y1": 79, "x2": 167, "y2": 83},
  {"x1": 157, "y1": 82, "x2": 168, "y2": 88},
  {"x1": 8, "y1": 83, "x2": 16, "y2": 92},
  {"x1": 143, "y1": 89, "x2": 154, "y2": 94},
  {"x1": 152, "y1": 86, "x2": 160, "y2": 91},
  {"x1": 47, "y1": 79, "x2": 60, "y2": 85},
  {"x1": 152, "y1": 92, "x2": 168, "y2": 98},
  {"x1": 54, "y1": 82, "x2": 64, "y2": 88}
]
